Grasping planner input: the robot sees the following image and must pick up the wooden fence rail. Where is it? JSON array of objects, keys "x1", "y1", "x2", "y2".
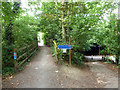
[{"x1": 14, "y1": 42, "x2": 38, "y2": 72}]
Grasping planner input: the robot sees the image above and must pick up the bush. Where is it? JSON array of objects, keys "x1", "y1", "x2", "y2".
[
  {"x1": 71, "y1": 51, "x2": 84, "y2": 65},
  {"x1": 52, "y1": 40, "x2": 84, "y2": 65}
]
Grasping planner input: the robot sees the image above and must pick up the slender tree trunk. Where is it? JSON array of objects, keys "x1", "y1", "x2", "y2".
[
  {"x1": 67, "y1": 2, "x2": 70, "y2": 42},
  {"x1": 62, "y1": 0, "x2": 66, "y2": 41}
]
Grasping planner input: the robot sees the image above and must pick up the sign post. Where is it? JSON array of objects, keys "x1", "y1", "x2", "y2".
[
  {"x1": 57, "y1": 40, "x2": 71, "y2": 66},
  {"x1": 58, "y1": 45, "x2": 71, "y2": 49},
  {"x1": 14, "y1": 48, "x2": 17, "y2": 72}
]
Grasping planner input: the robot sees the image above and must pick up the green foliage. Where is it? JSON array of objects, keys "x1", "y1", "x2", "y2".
[
  {"x1": 71, "y1": 51, "x2": 84, "y2": 65},
  {"x1": 100, "y1": 49, "x2": 109, "y2": 55},
  {"x1": 93, "y1": 14, "x2": 119, "y2": 56},
  {"x1": 104, "y1": 61, "x2": 113, "y2": 64},
  {"x1": 119, "y1": 65, "x2": 120, "y2": 69},
  {"x1": 12, "y1": 15, "x2": 38, "y2": 48},
  {"x1": 2, "y1": 2, "x2": 39, "y2": 75},
  {"x1": 38, "y1": 2, "x2": 118, "y2": 65},
  {"x1": 42, "y1": 33, "x2": 46, "y2": 44},
  {"x1": 2, "y1": 1, "x2": 119, "y2": 76}
]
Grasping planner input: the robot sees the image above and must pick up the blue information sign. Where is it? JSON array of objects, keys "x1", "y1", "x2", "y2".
[
  {"x1": 14, "y1": 52, "x2": 17, "y2": 60},
  {"x1": 58, "y1": 45, "x2": 71, "y2": 49}
]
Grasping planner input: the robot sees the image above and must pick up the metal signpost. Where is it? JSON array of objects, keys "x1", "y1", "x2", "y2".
[
  {"x1": 57, "y1": 45, "x2": 71, "y2": 49},
  {"x1": 69, "y1": 37, "x2": 71, "y2": 66},
  {"x1": 57, "y1": 37, "x2": 71, "y2": 66}
]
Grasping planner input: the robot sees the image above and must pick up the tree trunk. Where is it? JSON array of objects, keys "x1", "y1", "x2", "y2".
[{"x1": 62, "y1": 0, "x2": 66, "y2": 41}]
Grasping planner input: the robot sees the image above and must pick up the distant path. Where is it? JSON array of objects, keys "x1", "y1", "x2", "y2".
[{"x1": 2, "y1": 46, "x2": 118, "y2": 88}]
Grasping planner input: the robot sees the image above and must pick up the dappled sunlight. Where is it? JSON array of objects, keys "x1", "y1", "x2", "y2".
[
  {"x1": 38, "y1": 32, "x2": 44, "y2": 46},
  {"x1": 38, "y1": 41, "x2": 44, "y2": 46},
  {"x1": 91, "y1": 62, "x2": 98, "y2": 64},
  {"x1": 2, "y1": 1, "x2": 119, "y2": 88}
]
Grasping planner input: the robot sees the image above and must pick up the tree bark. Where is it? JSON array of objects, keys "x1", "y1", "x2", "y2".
[{"x1": 62, "y1": 0, "x2": 66, "y2": 41}]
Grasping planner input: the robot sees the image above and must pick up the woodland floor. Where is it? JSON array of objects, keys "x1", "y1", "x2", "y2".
[{"x1": 2, "y1": 46, "x2": 118, "y2": 88}]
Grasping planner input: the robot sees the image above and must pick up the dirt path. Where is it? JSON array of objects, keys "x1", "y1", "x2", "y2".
[
  {"x1": 87, "y1": 62, "x2": 118, "y2": 88},
  {"x1": 2, "y1": 46, "x2": 61, "y2": 88},
  {"x1": 2, "y1": 46, "x2": 118, "y2": 88}
]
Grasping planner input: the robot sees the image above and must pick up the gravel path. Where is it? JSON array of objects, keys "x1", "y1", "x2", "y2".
[
  {"x1": 2, "y1": 46, "x2": 61, "y2": 88},
  {"x1": 87, "y1": 62, "x2": 118, "y2": 88},
  {"x1": 2, "y1": 46, "x2": 118, "y2": 88}
]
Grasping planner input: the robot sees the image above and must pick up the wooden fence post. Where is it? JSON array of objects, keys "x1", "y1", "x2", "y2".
[
  {"x1": 13, "y1": 42, "x2": 38, "y2": 70},
  {"x1": 14, "y1": 48, "x2": 17, "y2": 72},
  {"x1": 69, "y1": 37, "x2": 71, "y2": 66}
]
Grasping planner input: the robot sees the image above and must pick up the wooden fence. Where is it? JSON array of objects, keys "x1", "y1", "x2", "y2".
[{"x1": 14, "y1": 42, "x2": 38, "y2": 72}]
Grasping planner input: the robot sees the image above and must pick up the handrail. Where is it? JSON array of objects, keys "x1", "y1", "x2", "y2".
[
  {"x1": 14, "y1": 41, "x2": 38, "y2": 72},
  {"x1": 17, "y1": 42, "x2": 37, "y2": 52},
  {"x1": 17, "y1": 52, "x2": 28, "y2": 61}
]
